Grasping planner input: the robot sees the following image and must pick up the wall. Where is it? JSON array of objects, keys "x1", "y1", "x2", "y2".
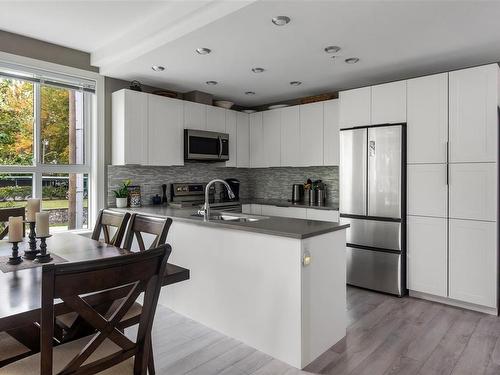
[{"x1": 107, "y1": 164, "x2": 338, "y2": 206}]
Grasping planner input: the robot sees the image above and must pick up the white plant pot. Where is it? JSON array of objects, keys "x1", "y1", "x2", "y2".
[{"x1": 116, "y1": 197, "x2": 128, "y2": 208}]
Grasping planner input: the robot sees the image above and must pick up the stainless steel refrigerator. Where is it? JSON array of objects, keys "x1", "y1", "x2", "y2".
[{"x1": 340, "y1": 124, "x2": 406, "y2": 296}]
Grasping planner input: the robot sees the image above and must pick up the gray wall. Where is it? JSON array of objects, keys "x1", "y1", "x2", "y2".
[
  {"x1": 0, "y1": 30, "x2": 98, "y2": 72},
  {"x1": 107, "y1": 164, "x2": 338, "y2": 206}
]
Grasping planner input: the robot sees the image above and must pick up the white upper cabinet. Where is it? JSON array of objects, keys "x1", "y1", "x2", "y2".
[
  {"x1": 225, "y1": 110, "x2": 237, "y2": 167},
  {"x1": 407, "y1": 73, "x2": 448, "y2": 164},
  {"x1": 250, "y1": 112, "x2": 266, "y2": 168},
  {"x1": 236, "y1": 112, "x2": 250, "y2": 168},
  {"x1": 371, "y1": 81, "x2": 407, "y2": 125},
  {"x1": 148, "y1": 95, "x2": 184, "y2": 166},
  {"x1": 449, "y1": 64, "x2": 498, "y2": 163},
  {"x1": 323, "y1": 99, "x2": 340, "y2": 166},
  {"x1": 449, "y1": 163, "x2": 497, "y2": 222},
  {"x1": 407, "y1": 215, "x2": 448, "y2": 297},
  {"x1": 280, "y1": 106, "x2": 301, "y2": 167},
  {"x1": 339, "y1": 87, "x2": 371, "y2": 128},
  {"x1": 183, "y1": 101, "x2": 207, "y2": 130},
  {"x1": 407, "y1": 164, "x2": 448, "y2": 218},
  {"x1": 206, "y1": 105, "x2": 226, "y2": 133},
  {"x1": 299, "y1": 102, "x2": 324, "y2": 166},
  {"x1": 112, "y1": 89, "x2": 148, "y2": 165},
  {"x1": 449, "y1": 219, "x2": 497, "y2": 308},
  {"x1": 263, "y1": 109, "x2": 281, "y2": 167}
]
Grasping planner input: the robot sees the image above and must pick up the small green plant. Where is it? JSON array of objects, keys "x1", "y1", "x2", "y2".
[{"x1": 113, "y1": 179, "x2": 131, "y2": 198}]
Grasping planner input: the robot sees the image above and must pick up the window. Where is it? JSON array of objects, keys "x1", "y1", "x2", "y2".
[{"x1": 0, "y1": 64, "x2": 95, "y2": 231}]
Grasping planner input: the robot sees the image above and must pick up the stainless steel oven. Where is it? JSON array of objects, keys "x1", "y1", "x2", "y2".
[{"x1": 184, "y1": 129, "x2": 229, "y2": 161}]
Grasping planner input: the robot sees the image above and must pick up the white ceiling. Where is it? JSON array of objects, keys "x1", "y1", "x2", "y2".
[{"x1": 1, "y1": 1, "x2": 500, "y2": 106}]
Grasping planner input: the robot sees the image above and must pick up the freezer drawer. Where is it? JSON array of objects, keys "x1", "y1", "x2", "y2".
[
  {"x1": 347, "y1": 247, "x2": 403, "y2": 295},
  {"x1": 341, "y1": 217, "x2": 402, "y2": 251}
]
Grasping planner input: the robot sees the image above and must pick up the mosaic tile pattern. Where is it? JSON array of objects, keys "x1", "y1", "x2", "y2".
[{"x1": 108, "y1": 164, "x2": 338, "y2": 206}]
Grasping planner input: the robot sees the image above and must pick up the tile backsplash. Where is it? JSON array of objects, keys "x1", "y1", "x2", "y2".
[{"x1": 107, "y1": 164, "x2": 338, "y2": 206}]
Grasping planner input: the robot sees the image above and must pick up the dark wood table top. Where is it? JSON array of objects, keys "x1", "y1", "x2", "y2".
[{"x1": 0, "y1": 232, "x2": 189, "y2": 331}]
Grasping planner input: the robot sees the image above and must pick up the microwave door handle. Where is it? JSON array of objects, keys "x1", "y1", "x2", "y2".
[{"x1": 218, "y1": 136, "x2": 223, "y2": 159}]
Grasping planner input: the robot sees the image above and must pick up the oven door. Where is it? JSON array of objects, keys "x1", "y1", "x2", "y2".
[{"x1": 184, "y1": 129, "x2": 229, "y2": 161}]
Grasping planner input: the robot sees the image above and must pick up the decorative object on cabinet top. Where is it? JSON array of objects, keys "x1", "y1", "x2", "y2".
[{"x1": 214, "y1": 100, "x2": 234, "y2": 109}]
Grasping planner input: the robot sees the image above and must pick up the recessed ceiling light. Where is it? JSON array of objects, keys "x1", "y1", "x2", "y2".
[
  {"x1": 290, "y1": 81, "x2": 302, "y2": 86},
  {"x1": 206, "y1": 80, "x2": 218, "y2": 85},
  {"x1": 324, "y1": 46, "x2": 341, "y2": 54},
  {"x1": 345, "y1": 57, "x2": 360, "y2": 64},
  {"x1": 251, "y1": 67, "x2": 265, "y2": 73},
  {"x1": 151, "y1": 65, "x2": 165, "y2": 72},
  {"x1": 245, "y1": 91, "x2": 256, "y2": 95},
  {"x1": 272, "y1": 16, "x2": 291, "y2": 26},
  {"x1": 196, "y1": 48, "x2": 212, "y2": 55}
]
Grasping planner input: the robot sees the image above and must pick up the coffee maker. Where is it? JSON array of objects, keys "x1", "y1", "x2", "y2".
[{"x1": 222, "y1": 178, "x2": 240, "y2": 201}]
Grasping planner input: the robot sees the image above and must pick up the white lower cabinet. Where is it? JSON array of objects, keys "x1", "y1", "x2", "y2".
[
  {"x1": 449, "y1": 219, "x2": 497, "y2": 308},
  {"x1": 407, "y1": 216, "x2": 447, "y2": 297}
]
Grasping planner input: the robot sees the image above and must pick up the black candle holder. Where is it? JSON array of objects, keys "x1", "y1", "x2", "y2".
[
  {"x1": 34, "y1": 235, "x2": 52, "y2": 264},
  {"x1": 23, "y1": 221, "x2": 39, "y2": 260},
  {"x1": 8, "y1": 241, "x2": 23, "y2": 265}
]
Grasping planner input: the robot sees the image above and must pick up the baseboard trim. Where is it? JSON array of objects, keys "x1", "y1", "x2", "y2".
[{"x1": 409, "y1": 290, "x2": 498, "y2": 316}]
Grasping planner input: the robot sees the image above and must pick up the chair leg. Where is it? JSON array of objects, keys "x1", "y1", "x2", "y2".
[{"x1": 148, "y1": 336, "x2": 155, "y2": 375}]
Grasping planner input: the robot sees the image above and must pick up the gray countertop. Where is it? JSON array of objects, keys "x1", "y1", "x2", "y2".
[
  {"x1": 111, "y1": 205, "x2": 348, "y2": 239},
  {"x1": 241, "y1": 199, "x2": 339, "y2": 211}
]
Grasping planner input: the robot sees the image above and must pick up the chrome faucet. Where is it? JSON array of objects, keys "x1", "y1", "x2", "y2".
[{"x1": 199, "y1": 179, "x2": 235, "y2": 221}]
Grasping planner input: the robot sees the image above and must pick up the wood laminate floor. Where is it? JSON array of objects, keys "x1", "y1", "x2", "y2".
[{"x1": 143, "y1": 287, "x2": 500, "y2": 375}]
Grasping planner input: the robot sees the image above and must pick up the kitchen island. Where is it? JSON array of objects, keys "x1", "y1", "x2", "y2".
[{"x1": 112, "y1": 205, "x2": 348, "y2": 369}]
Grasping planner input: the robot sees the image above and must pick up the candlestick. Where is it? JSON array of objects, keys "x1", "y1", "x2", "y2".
[
  {"x1": 25, "y1": 198, "x2": 41, "y2": 222},
  {"x1": 35, "y1": 212, "x2": 50, "y2": 237},
  {"x1": 23, "y1": 221, "x2": 39, "y2": 260},
  {"x1": 8, "y1": 241, "x2": 22, "y2": 265},
  {"x1": 8, "y1": 216, "x2": 23, "y2": 242},
  {"x1": 35, "y1": 235, "x2": 52, "y2": 264}
]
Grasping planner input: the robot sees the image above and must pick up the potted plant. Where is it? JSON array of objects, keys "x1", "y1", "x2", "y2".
[{"x1": 113, "y1": 179, "x2": 131, "y2": 208}]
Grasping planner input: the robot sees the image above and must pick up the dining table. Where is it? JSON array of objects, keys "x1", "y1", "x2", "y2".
[{"x1": 0, "y1": 232, "x2": 190, "y2": 355}]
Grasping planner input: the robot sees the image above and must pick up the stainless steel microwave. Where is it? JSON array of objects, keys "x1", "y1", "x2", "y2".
[{"x1": 184, "y1": 129, "x2": 229, "y2": 161}]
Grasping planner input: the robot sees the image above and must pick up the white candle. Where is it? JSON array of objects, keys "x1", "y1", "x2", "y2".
[
  {"x1": 26, "y1": 198, "x2": 41, "y2": 222},
  {"x1": 8, "y1": 216, "x2": 23, "y2": 242},
  {"x1": 35, "y1": 212, "x2": 50, "y2": 237}
]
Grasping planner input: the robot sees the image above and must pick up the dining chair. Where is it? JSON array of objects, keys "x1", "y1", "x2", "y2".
[
  {"x1": 1, "y1": 244, "x2": 171, "y2": 375},
  {"x1": 91, "y1": 209, "x2": 131, "y2": 247},
  {"x1": 0, "y1": 207, "x2": 26, "y2": 240},
  {"x1": 122, "y1": 214, "x2": 173, "y2": 252}
]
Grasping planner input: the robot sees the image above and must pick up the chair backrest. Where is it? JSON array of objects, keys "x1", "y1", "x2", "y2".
[
  {"x1": 0, "y1": 207, "x2": 26, "y2": 240},
  {"x1": 91, "y1": 209, "x2": 131, "y2": 247},
  {"x1": 40, "y1": 244, "x2": 171, "y2": 375},
  {"x1": 122, "y1": 214, "x2": 172, "y2": 252}
]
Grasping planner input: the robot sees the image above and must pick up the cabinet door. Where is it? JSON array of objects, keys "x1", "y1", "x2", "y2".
[
  {"x1": 407, "y1": 73, "x2": 448, "y2": 163},
  {"x1": 280, "y1": 106, "x2": 301, "y2": 166},
  {"x1": 206, "y1": 106, "x2": 226, "y2": 133},
  {"x1": 250, "y1": 112, "x2": 266, "y2": 168},
  {"x1": 323, "y1": 99, "x2": 340, "y2": 166},
  {"x1": 339, "y1": 87, "x2": 371, "y2": 128},
  {"x1": 407, "y1": 216, "x2": 447, "y2": 297},
  {"x1": 236, "y1": 112, "x2": 249, "y2": 168},
  {"x1": 306, "y1": 209, "x2": 339, "y2": 222},
  {"x1": 371, "y1": 81, "x2": 407, "y2": 125},
  {"x1": 225, "y1": 110, "x2": 237, "y2": 167},
  {"x1": 148, "y1": 95, "x2": 183, "y2": 166},
  {"x1": 449, "y1": 219, "x2": 497, "y2": 308},
  {"x1": 115, "y1": 89, "x2": 148, "y2": 165},
  {"x1": 449, "y1": 64, "x2": 498, "y2": 163},
  {"x1": 300, "y1": 102, "x2": 324, "y2": 166},
  {"x1": 407, "y1": 164, "x2": 447, "y2": 218},
  {"x1": 449, "y1": 163, "x2": 497, "y2": 222},
  {"x1": 183, "y1": 101, "x2": 206, "y2": 130},
  {"x1": 263, "y1": 109, "x2": 281, "y2": 167}
]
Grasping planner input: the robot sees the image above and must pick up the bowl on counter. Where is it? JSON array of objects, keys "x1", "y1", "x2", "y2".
[{"x1": 214, "y1": 100, "x2": 234, "y2": 109}]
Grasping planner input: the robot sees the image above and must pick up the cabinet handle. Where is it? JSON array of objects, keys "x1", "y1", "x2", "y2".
[
  {"x1": 446, "y1": 141, "x2": 449, "y2": 185},
  {"x1": 302, "y1": 250, "x2": 312, "y2": 266}
]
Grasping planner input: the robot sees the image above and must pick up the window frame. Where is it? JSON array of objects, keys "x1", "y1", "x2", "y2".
[{"x1": 0, "y1": 52, "x2": 105, "y2": 229}]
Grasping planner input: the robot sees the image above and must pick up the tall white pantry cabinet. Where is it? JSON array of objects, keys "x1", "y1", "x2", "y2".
[{"x1": 406, "y1": 64, "x2": 499, "y2": 314}]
